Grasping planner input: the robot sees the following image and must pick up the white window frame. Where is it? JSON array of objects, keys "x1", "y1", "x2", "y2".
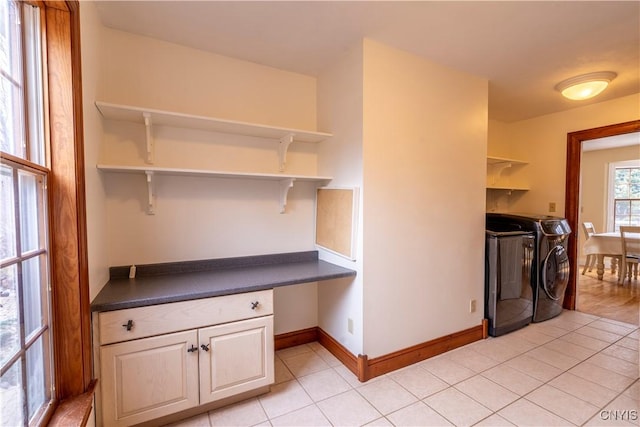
[{"x1": 606, "y1": 159, "x2": 640, "y2": 231}]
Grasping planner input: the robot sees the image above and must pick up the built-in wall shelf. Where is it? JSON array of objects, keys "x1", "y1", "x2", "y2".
[
  {"x1": 486, "y1": 185, "x2": 529, "y2": 192},
  {"x1": 97, "y1": 164, "x2": 332, "y2": 215},
  {"x1": 95, "y1": 101, "x2": 333, "y2": 170},
  {"x1": 486, "y1": 156, "x2": 528, "y2": 190},
  {"x1": 486, "y1": 156, "x2": 528, "y2": 165}
]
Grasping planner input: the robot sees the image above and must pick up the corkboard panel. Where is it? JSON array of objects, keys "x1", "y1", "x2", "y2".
[{"x1": 315, "y1": 187, "x2": 358, "y2": 259}]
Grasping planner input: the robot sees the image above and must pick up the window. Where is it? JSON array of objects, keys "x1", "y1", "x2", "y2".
[
  {"x1": 613, "y1": 166, "x2": 640, "y2": 229},
  {"x1": 1, "y1": 1, "x2": 54, "y2": 425},
  {"x1": 607, "y1": 160, "x2": 640, "y2": 231}
]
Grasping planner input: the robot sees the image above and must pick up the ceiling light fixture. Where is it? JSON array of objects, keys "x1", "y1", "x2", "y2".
[{"x1": 555, "y1": 71, "x2": 617, "y2": 101}]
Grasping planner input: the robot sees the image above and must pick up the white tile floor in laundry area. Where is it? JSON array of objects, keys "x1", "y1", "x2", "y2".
[{"x1": 166, "y1": 311, "x2": 639, "y2": 427}]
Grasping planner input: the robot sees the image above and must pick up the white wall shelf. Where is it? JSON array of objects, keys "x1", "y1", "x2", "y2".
[
  {"x1": 486, "y1": 156, "x2": 528, "y2": 165},
  {"x1": 97, "y1": 164, "x2": 332, "y2": 215},
  {"x1": 95, "y1": 101, "x2": 333, "y2": 170},
  {"x1": 486, "y1": 156, "x2": 528, "y2": 189},
  {"x1": 96, "y1": 101, "x2": 334, "y2": 214},
  {"x1": 486, "y1": 185, "x2": 530, "y2": 193}
]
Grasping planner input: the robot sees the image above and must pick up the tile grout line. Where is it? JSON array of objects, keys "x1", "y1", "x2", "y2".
[
  {"x1": 273, "y1": 343, "x2": 363, "y2": 426},
  {"x1": 413, "y1": 315, "x2": 636, "y2": 426},
  {"x1": 206, "y1": 312, "x2": 637, "y2": 427},
  {"x1": 506, "y1": 395, "x2": 580, "y2": 426},
  {"x1": 502, "y1": 320, "x2": 638, "y2": 424}
]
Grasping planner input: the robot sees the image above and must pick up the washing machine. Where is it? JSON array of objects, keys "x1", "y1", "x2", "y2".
[{"x1": 486, "y1": 213, "x2": 571, "y2": 322}]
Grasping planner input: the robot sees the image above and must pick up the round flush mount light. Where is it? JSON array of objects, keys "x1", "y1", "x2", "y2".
[{"x1": 555, "y1": 71, "x2": 617, "y2": 101}]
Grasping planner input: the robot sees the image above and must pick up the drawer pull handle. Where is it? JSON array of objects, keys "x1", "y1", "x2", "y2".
[
  {"x1": 187, "y1": 345, "x2": 198, "y2": 353},
  {"x1": 122, "y1": 320, "x2": 134, "y2": 331},
  {"x1": 200, "y1": 344, "x2": 210, "y2": 352},
  {"x1": 250, "y1": 301, "x2": 260, "y2": 310}
]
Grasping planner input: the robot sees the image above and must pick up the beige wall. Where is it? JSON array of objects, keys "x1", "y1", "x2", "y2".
[
  {"x1": 80, "y1": 2, "x2": 109, "y2": 300},
  {"x1": 487, "y1": 119, "x2": 512, "y2": 157},
  {"x1": 316, "y1": 39, "x2": 490, "y2": 358},
  {"x1": 361, "y1": 40, "x2": 488, "y2": 358},
  {"x1": 490, "y1": 94, "x2": 640, "y2": 215},
  {"x1": 98, "y1": 29, "x2": 317, "y2": 130},
  {"x1": 316, "y1": 43, "x2": 365, "y2": 355}
]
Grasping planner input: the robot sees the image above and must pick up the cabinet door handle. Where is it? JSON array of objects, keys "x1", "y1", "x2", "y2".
[
  {"x1": 200, "y1": 344, "x2": 210, "y2": 352},
  {"x1": 250, "y1": 301, "x2": 260, "y2": 310},
  {"x1": 187, "y1": 344, "x2": 198, "y2": 353},
  {"x1": 122, "y1": 320, "x2": 133, "y2": 331}
]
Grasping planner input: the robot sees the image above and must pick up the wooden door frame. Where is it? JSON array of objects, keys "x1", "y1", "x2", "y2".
[{"x1": 563, "y1": 120, "x2": 640, "y2": 310}]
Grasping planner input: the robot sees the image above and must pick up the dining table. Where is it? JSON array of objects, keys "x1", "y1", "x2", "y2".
[{"x1": 583, "y1": 231, "x2": 640, "y2": 280}]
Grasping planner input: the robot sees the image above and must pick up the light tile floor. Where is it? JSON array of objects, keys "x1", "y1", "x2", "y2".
[{"x1": 167, "y1": 310, "x2": 639, "y2": 426}]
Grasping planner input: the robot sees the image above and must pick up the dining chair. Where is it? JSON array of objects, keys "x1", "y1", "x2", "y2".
[
  {"x1": 619, "y1": 225, "x2": 640, "y2": 284},
  {"x1": 581, "y1": 222, "x2": 622, "y2": 278},
  {"x1": 581, "y1": 222, "x2": 596, "y2": 274}
]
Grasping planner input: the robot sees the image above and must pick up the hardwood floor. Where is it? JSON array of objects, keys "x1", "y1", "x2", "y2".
[{"x1": 576, "y1": 265, "x2": 639, "y2": 325}]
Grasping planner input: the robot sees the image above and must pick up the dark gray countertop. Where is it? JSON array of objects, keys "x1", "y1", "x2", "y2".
[{"x1": 91, "y1": 251, "x2": 356, "y2": 312}]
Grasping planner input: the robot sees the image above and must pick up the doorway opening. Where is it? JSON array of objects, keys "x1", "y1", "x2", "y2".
[{"x1": 564, "y1": 120, "x2": 640, "y2": 325}]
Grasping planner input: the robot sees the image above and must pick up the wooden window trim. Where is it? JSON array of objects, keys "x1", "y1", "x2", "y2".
[
  {"x1": 47, "y1": 380, "x2": 97, "y2": 427},
  {"x1": 41, "y1": 0, "x2": 93, "y2": 424}
]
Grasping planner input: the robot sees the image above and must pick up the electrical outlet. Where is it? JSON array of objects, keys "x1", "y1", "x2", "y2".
[
  {"x1": 347, "y1": 318, "x2": 354, "y2": 334},
  {"x1": 549, "y1": 202, "x2": 556, "y2": 212},
  {"x1": 469, "y1": 299, "x2": 477, "y2": 313}
]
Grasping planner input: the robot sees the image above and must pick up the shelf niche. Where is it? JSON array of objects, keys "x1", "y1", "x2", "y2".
[{"x1": 486, "y1": 156, "x2": 529, "y2": 193}]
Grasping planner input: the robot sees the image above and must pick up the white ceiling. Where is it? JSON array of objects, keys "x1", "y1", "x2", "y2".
[
  {"x1": 583, "y1": 133, "x2": 640, "y2": 152},
  {"x1": 95, "y1": 1, "x2": 640, "y2": 123}
]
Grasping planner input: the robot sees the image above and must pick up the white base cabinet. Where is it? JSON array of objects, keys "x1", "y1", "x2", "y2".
[
  {"x1": 199, "y1": 317, "x2": 273, "y2": 404},
  {"x1": 100, "y1": 330, "x2": 200, "y2": 426},
  {"x1": 94, "y1": 290, "x2": 274, "y2": 426}
]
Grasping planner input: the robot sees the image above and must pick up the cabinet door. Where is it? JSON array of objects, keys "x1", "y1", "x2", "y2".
[
  {"x1": 199, "y1": 316, "x2": 274, "y2": 404},
  {"x1": 100, "y1": 330, "x2": 199, "y2": 426}
]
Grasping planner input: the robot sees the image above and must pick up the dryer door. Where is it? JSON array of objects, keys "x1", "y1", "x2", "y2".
[{"x1": 541, "y1": 245, "x2": 570, "y2": 301}]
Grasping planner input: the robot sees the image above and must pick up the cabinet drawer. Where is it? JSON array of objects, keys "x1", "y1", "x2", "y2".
[{"x1": 98, "y1": 290, "x2": 273, "y2": 345}]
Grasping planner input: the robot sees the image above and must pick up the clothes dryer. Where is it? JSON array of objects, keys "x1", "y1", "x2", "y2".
[
  {"x1": 485, "y1": 230, "x2": 535, "y2": 336},
  {"x1": 486, "y1": 213, "x2": 571, "y2": 322}
]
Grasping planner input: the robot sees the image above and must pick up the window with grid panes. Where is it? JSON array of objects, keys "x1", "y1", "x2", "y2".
[
  {"x1": 1, "y1": 1, "x2": 54, "y2": 425},
  {"x1": 613, "y1": 166, "x2": 640, "y2": 230}
]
